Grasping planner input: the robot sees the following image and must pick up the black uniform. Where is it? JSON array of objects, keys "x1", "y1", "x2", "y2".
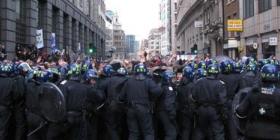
[
  {"x1": 240, "y1": 71, "x2": 261, "y2": 89},
  {"x1": 0, "y1": 74, "x2": 26, "y2": 140},
  {"x1": 191, "y1": 76, "x2": 227, "y2": 140},
  {"x1": 156, "y1": 81, "x2": 177, "y2": 140},
  {"x1": 236, "y1": 85, "x2": 280, "y2": 140},
  {"x1": 85, "y1": 83, "x2": 105, "y2": 140},
  {"x1": 59, "y1": 79, "x2": 90, "y2": 140},
  {"x1": 176, "y1": 78, "x2": 194, "y2": 140},
  {"x1": 25, "y1": 80, "x2": 45, "y2": 140},
  {"x1": 218, "y1": 73, "x2": 241, "y2": 140},
  {"x1": 95, "y1": 76, "x2": 110, "y2": 140},
  {"x1": 121, "y1": 75, "x2": 162, "y2": 140},
  {"x1": 98, "y1": 75, "x2": 127, "y2": 140}
]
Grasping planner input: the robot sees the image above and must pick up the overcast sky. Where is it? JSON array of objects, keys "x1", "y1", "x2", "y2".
[{"x1": 105, "y1": 0, "x2": 161, "y2": 41}]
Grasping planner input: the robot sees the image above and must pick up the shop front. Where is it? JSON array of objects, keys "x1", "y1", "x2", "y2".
[
  {"x1": 224, "y1": 39, "x2": 239, "y2": 60},
  {"x1": 245, "y1": 37, "x2": 258, "y2": 59},
  {"x1": 261, "y1": 34, "x2": 277, "y2": 59}
]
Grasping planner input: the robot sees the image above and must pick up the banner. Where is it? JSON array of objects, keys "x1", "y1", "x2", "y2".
[
  {"x1": 50, "y1": 33, "x2": 56, "y2": 48},
  {"x1": 36, "y1": 29, "x2": 44, "y2": 49}
]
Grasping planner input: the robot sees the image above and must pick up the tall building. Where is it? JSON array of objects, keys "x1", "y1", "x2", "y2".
[
  {"x1": 105, "y1": 10, "x2": 114, "y2": 58},
  {"x1": 176, "y1": 0, "x2": 205, "y2": 56},
  {"x1": 223, "y1": 0, "x2": 240, "y2": 60},
  {"x1": 125, "y1": 35, "x2": 138, "y2": 59},
  {"x1": 104, "y1": 10, "x2": 127, "y2": 59},
  {"x1": 240, "y1": 0, "x2": 280, "y2": 59},
  {"x1": 147, "y1": 27, "x2": 165, "y2": 57},
  {"x1": 0, "y1": 0, "x2": 106, "y2": 59},
  {"x1": 140, "y1": 39, "x2": 149, "y2": 51},
  {"x1": 112, "y1": 13, "x2": 126, "y2": 59},
  {"x1": 160, "y1": 0, "x2": 172, "y2": 56},
  {"x1": 176, "y1": 0, "x2": 224, "y2": 57},
  {"x1": 171, "y1": 0, "x2": 178, "y2": 54}
]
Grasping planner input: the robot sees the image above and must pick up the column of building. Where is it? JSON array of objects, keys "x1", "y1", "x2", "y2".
[
  {"x1": 41, "y1": 1, "x2": 53, "y2": 51},
  {"x1": 25, "y1": 0, "x2": 38, "y2": 47},
  {"x1": 56, "y1": 10, "x2": 64, "y2": 49},
  {"x1": 72, "y1": 19, "x2": 78, "y2": 52},
  {"x1": 64, "y1": 15, "x2": 72, "y2": 55},
  {"x1": 0, "y1": 0, "x2": 17, "y2": 59}
]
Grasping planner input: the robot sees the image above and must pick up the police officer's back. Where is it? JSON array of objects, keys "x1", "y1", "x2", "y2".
[
  {"x1": 156, "y1": 70, "x2": 177, "y2": 140},
  {"x1": 0, "y1": 62, "x2": 26, "y2": 140},
  {"x1": 235, "y1": 64, "x2": 280, "y2": 140},
  {"x1": 240, "y1": 62, "x2": 261, "y2": 89},
  {"x1": 191, "y1": 64, "x2": 227, "y2": 140},
  {"x1": 102, "y1": 67, "x2": 129, "y2": 140},
  {"x1": 83, "y1": 69, "x2": 104, "y2": 140},
  {"x1": 121, "y1": 63, "x2": 162, "y2": 140},
  {"x1": 59, "y1": 63, "x2": 89, "y2": 140},
  {"x1": 177, "y1": 65, "x2": 195, "y2": 140}
]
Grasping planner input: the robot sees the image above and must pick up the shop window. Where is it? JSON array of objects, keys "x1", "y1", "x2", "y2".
[
  {"x1": 262, "y1": 42, "x2": 275, "y2": 58},
  {"x1": 246, "y1": 45, "x2": 258, "y2": 59}
]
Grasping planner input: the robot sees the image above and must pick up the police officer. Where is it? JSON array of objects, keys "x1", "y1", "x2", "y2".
[
  {"x1": 59, "y1": 63, "x2": 88, "y2": 140},
  {"x1": 195, "y1": 68, "x2": 207, "y2": 81},
  {"x1": 191, "y1": 64, "x2": 227, "y2": 140},
  {"x1": 101, "y1": 67, "x2": 129, "y2": 140},
  {"x1": 177, "y1": 66, "x2": 195, "y2": 140},
  {"x1": 96, "y1": 64, "x2": 114, "y2": 140},
  {"x1": 120, "y1": 63, "x2": 162, "y2": 140},
  {"x1": 217, "y1": 60, "x2": 241, "y2": 140},
  {"x1": 24, "y1": 69, "x2": 49, "y2": 140},
  {"x1": 156, "y1": 70, "x2": 177, "y2": 140},
  {"x1": 84, "y1": 69, "x2": 105, "y2": 140},
  {"x1": 0, "y1": 62, "x2": 26, "y2": 140},
  {"x1": 240, "y1": 60, "x2": 261, "y2": 89},
  {"x1": 235, "y1": 64, "x2": 280, "y2": 140}
]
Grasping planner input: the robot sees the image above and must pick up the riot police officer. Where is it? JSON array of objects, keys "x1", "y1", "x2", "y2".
[
  {"x1": 120, "y1": 63, "x2": 162, "y2": 140},
  {"x1": 0, "y1": 62, "x2": 26, "y2": 140},
  {"x1": 102, "y1": 67, "x2": 129, "y2": 140},
  {"x1": 59, "y1": 63, "x2": 89, "y2": 140},
  {"x1": 235, "y1": 64, "x2": 280, "y2": 140},
  {"x1": 217, "y1": 60, "x2": 241, "y2": 140},
  {"x1": 191, "y1": 64, "x2": 227, "y2": 140},
  {"x1": 96, "y1": 64, "x2": 115, "y2": 140},
  {"x1": 240, "y1": 60, "x2": 261, "y2": 89},
  {"x1": 156, "y1": 70, "x2": 177, "y2": 140},
  {"x1": 84, "y1": 69, "x2": 104, "y2": 140},
  {"x1": 177, "y1": 66, "x2": 195, "y2": 140}
]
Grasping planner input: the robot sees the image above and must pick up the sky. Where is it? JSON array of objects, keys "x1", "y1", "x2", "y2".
[{"x1": 105, "y1": 0, "x2": 161, "y2": 41}]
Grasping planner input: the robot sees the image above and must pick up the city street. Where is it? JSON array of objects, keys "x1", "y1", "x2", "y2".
[{"x1": 1, "y1": 0, "x2": 280, "y2": 140}]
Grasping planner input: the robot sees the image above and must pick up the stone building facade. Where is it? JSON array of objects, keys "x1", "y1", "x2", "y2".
[
  {"x1": 223, "y1": 0, "x2": 240, "y2": 60},
  {"x1": 0, "y1": 0, "x2": 106, "y2": 59},
  {"x1": 240, "y1": 0, "x2": 280, "y2": 59}
]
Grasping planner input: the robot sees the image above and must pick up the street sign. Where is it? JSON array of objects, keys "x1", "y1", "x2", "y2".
[
  {"x1": 227, "y1": 19, "x2": 243, "y2": 32},
  {"x1": 269, "y1": 37, "x2": 278, "y2": 46},
  {"x1": 195, "y1": 21, "x2": 203, "y2": 28}
]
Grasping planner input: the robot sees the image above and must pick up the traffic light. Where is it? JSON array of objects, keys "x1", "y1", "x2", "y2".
[
  {"x1": 89, "y1": 48, "x2": 93, "y2": 53},
  {"x1": 88, "y1": 43, "x2": 96, "y2": 54},
  {"x1": 191, "y1": 44, "x2": 198, "y2": 54}
]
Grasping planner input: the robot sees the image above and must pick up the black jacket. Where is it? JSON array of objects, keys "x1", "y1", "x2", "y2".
[{"x1": 121, "y1": 75, "x2": 162, "y2": 107}]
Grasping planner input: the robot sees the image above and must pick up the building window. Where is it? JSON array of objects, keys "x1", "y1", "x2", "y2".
[
  {"x1": 79, "y1": 0, "x2": 83, "y2": 8},
  {"x1": 278, "y1": 0, "x2": 280, "y2": 6},
  {"x1": 243, "y1": 0, "x2": 254, "y2": 18},
  {"x1": 259, "y1": 0, "x2": 271, "y2": 13}
]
